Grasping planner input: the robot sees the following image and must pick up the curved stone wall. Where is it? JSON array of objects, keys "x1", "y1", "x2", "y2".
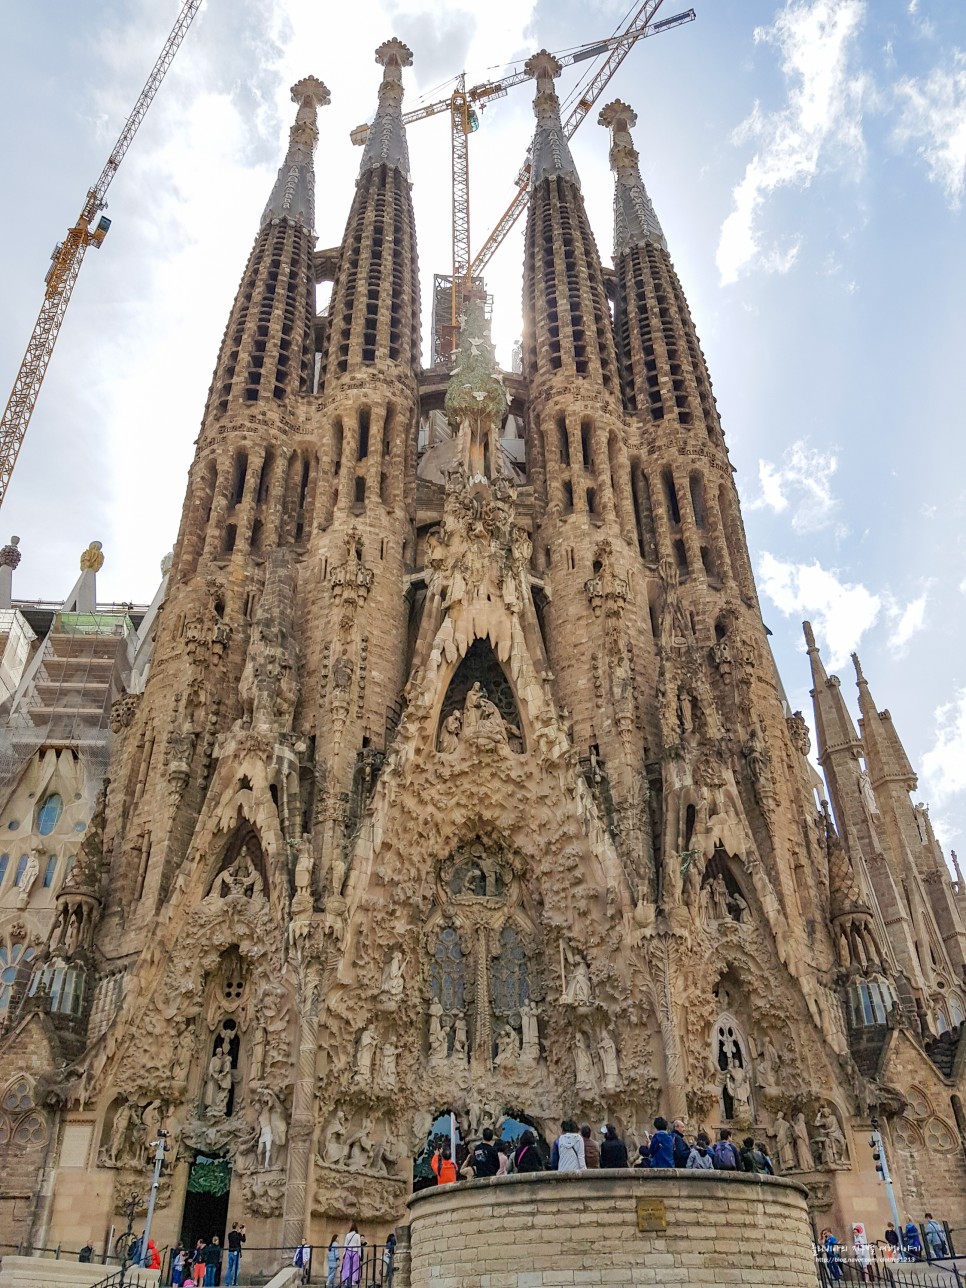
[{"x1": 405, "y1": 1169, "x2": 817, "y2": 1287}]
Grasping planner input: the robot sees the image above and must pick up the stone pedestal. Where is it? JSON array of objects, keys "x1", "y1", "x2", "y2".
[{"x1": 407, "y1": 1169, "x2": 817, "y2": 1286}]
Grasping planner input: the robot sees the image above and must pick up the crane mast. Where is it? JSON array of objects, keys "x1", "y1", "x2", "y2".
[
  {"x1": 471, "y1": 4, "x2": 696, "y2": 277},
  {"x1": 0, "y1": 0, "x2": 203, "y2": 509}
]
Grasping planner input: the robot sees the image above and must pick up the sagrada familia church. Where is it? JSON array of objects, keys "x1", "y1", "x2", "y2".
[{"x1": 1, "y1": 38, "x2": 965, "y2": 1262}]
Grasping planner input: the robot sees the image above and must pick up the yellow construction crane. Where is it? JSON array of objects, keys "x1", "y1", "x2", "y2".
[
  {"x1": 351, "y1": 1, "x2": 696, "y2": 362},
  {"x1": 0, "y1": 0, "x2": 204, "y2": 510}
]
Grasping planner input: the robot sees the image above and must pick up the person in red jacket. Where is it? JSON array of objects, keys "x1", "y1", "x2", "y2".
[
  {"x1": 145, "y1": 1240, "x2": 162, "y2": 1271},
  {"x1": 431, "y1": 1141, "x2": 458, "y2": 1184}
]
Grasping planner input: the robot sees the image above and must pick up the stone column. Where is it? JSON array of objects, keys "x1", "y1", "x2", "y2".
[{"x1": 281, "y1": 951, "x2": 322, "y2": 1245}]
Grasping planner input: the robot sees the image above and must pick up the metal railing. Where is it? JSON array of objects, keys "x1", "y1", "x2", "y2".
[{"x1": 815, "y1": 1235, "x2": 964, "y2": 1286}]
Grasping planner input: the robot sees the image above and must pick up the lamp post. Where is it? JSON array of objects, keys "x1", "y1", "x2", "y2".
[
  {"x1": 869, "y1": 1115, "x2": 902, "y2": 1236},
  {"x1": 140, "y1": 1130, "x2": 170, "y2": 1267}
]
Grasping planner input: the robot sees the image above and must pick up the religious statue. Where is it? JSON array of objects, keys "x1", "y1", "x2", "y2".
[
  {"x1": 345, "y1": 1116, "x2": 375, "y2": 1170},
  {"x1": 756, "y1": 1034, "x2": 781, "y2": 1090},
  {"x1": 493, "y1": 1024, "x2": 520, "y2": 1068},
  {"x1": 774, "y1": 1111, "x2": 795, "y2": 1172},
  {"x1": 438, "y1": 710, "x2": 463, "y2": 754},
  {"x1": 250, "y1": 1026, "x2": 267, "y2": 1083},
  {"x1": 428, "y1": 998, "x2": 448, "y2": 1062},
  {"x1": 813, "y1": 1105, "x2": 848, "y2": 1167},
  {"x1": 462, "y1": 683, "x2": 514, "y2": 747},
  {"x1": 16, "y1": 848, "x2": 40, "y2": 909},
  {"x1": 379, "y1": 1042, "x2": 399, "y2": 1092},
  {"x1": 108, "y1": 1102, "x2": 133, "y2": 1165},
  {"x1": 520, "y1": 1000, "x2": 540, "y2": 1063},
  {"x1": 599, "y1": 1026, "x2": 620, "y2": 1092},
  {"x1": 257, "y1": 1090, "x2": 287, "y2": 1169},
  {"x1": 574, "y1": 1029, "x2": 597, "y2": 1094},
  {"x1": 380, "y1": 951, "x2": 405, "y2": 1002},
  {"x1": 727, "y1": 1057, "x2": 752, "y2": 1120},
  {"x1": 354, "y1": 1028, "x2": 377, "y2": 1087},
  {"x1": 321, "y1": 1110, "x2": 346, "y2": 1166},
  {"x1": 452, "y1": 1013, "x2": 468, "y2": 1063},
  {"x1": 203, "y1": 1049, "x2": 233, "y2": 1119},
  {"x1": 710, "y1": 875, "x2": 731, "y2": 923},
  {"x1": 64, "y1": 915, "x2": 80, "y2": 956},
  {"x1": 561, "y1": 952, "x2": 593, "y2": 1006},
  {"x1": 792, "y1": 1111, "x2": 815, "y2": 1171}
]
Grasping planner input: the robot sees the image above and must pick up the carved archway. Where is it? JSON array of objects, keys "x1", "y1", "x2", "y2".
[{"x1": 205, "y1": 825, "x2": 268, "y2": 899}]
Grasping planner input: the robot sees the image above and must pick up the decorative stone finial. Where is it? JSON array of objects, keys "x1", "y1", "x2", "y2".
[
  {"x1": 160, "y1": 551, "x2": 174, "y2": 576},
  {"x1": 851, "y1": 652, "x2": 867, "y2": 685},
  {"x1": 802, "y1": 620, "x2": 817, "y2": 651},
  {"x1": 598, "y1": 98, "x2": 666, "y2": 254},
  {"x1": 359, "y1": 39, "x2": 414, "y2": 178},
  {"x1": 80, "y1": 540, "x2": 104, "y2": 573},
  {"x1": 525, "y1": 49, "x2": 579, "y2": 188},
  {"x1": 261, "y1": 73, "x2": 330, "y2": 229},
  {"x1": 0, "y1": 535, "x2": 21, "y2": 571}
]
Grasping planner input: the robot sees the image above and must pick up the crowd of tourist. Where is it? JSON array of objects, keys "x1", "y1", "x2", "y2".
[
  {"x1": 819, "y1": 1215, "x2": 952, "y2": 1279},
  {"x1": 428, "y1": 1116, "x2": 777, "y2": 1178}
]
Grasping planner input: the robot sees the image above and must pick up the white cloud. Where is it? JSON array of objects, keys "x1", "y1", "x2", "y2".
[
  {"x1": 717, "y1": 0, "x2": 868, "y2": 284},
  {"x1": 887, "y1": 590, "x2": 927, "y2": 651},
  {"x1": 922, "y1": 689, "x2": 966, "y2": 807},
  {"x1": 893, "y1": 53, "x2": 966, "y2": 207},
  {"x1": 749, "y1": 440, "x2": 843, "y2": 535},
  {"x1": 758, "y1": 552, "x2": 880, "y2": 668}
]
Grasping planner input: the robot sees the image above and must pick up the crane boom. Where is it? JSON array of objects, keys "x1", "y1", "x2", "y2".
[
  {"x1": 471, "y1": 4, "x2": 695, "y2": 276},
  {"x1": 0, "y1": 0, "x2": 203, "y2": 509}
]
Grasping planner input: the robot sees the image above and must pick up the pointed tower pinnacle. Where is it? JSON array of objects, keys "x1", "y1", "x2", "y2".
[
  {"x1": 852, "y1": 650, "x2": 916, "y2": 787},
  {"x1": 360, "y1": 38, "x2": 413, "y2": 179},
  {"x1": 444, "y1": 294, "x2": 509, "y2": 482},
  {"x1": 261, "y1": 77, "x2": 330, "y2": 230},
  {"x1": 525, "y1": 50, "x2": 579, "y2": 187},
  {"x1": 598, "y1": 100, "x2": 666, "y2": 254}
]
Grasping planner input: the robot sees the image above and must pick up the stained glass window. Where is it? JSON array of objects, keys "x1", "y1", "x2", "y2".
[
  {"x1": 430, "y1": 926, "x2": 465, "y2": 1014},
  {"x1": 490, "y1": 925, "x2": 529, "y2": 1016},
  {"x1": 37, "y1": 794, "x2": 63, "y2": 837},
  {"x1": 0, "y1": 945, "x2": 34, "y2": 1011},
  {"x1": 42, "y1": 856, "x2": 57, "y2": 888}
]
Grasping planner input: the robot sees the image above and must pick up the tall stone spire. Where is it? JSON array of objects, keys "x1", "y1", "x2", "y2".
[
  {"x1": 261, "y1": 77, "x2": 330, "y2": 229},
  {"x1": 321, "y1": 38, "x2": 419, "y2": 391},
  {"x1": 852, "y1": 651, "x2": 916, "y2": 789},
  {"x1": 359, "y1": 39, "x2": 413, "y2": 179},
  {"x1": 599, "y1": 100, "x2": 666, "y2": 254},
  {"x1": 526, "y1": 51, "x2": 579, "y2": 187},
  {"x1": 805, "y1": 623, "x2": 862, "y2": 764}
]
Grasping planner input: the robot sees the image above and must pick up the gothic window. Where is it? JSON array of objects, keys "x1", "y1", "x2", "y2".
[
  {"x1": 0, "y1": 854, "x2": 7, "y2": 886},
  {"x1": 848, "y1": 977, "x2": 891, "y2": 1028},
  {"x1": 29, "y1": 962, "x2": 85, "y2": 1017},
  {"x1": 42, "y1": 855, "x2": 57, "y2": 888},
  {"x1": 2, "y1": 1078, "x2": 32, "y2": 1113},
  {"x1": 490, "y1": 926, "x2": 530, "y2": 1018},
  {"x1": 37, "y1": 794, "x2": 63, "y2": 836},
  {"x1": 13, "y1": 855, "x2": 27, "y2": 886},
  {"x1": 0, "y1": 945, "x2": 34, "y2": 1011},
  {"x1": 949, "y1": 994, "x2": 965, "y2": 1027},
  {"x1": 430, "y1": 926, "x2": 466, "y2": 1016}
]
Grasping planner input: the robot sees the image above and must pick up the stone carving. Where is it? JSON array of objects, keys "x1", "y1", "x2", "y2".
[
  {"x1": 774, "y1": 1111, "x2": 795, "y2": 1173},
  {"x1": 574, "y1": 1028, "x2": 598, "y2": 1094},
  {"x1": 786, "y1": 711, "x2": 811, "y2": 756},
  {"x1": 354, "y1": 1028, "x2": 377, "y2": 1088},
  {"x1": 378, "y1": 1042, "x2": 398, "y2": 1092},
  {"x1": 321, "y1": 1110, "x2": 347, "y2": 1166},
  {"x1": 109, "y1": 693, "x2": 139, "y2": 733},
  {"x1": 217, "y1": 847, "x2": 263, "y2": 900},
  {"x1": 428, "y1": 998, "x2": 447, "y2": 1063},
  {"x1": 755, "y1": 1034, "x2": 781, "y2": 1092},
  {"x1": 792, "y1": 1111, "x2": 815, "y2": 1171},
  {"x1": 813, "y1": 1104, "x2": 849, "y2": 1168},
  {"x1": 379, "y1": 952, "x2": 405, "y2": 1004},
  {"x1": 451, "y1": 1013, "x2": 468, "y2": 1063},
  {"x1": 256, "y1": 1089, "x2": 287, "y2": 1169},
  {"x1": 438, "y1": 710, "x2": 463, "y2": 753},
  {"x1": 560, "y1": 948, "x2": 593, "y2": 1007},
  {"x1": 520, "y1": 1000, "x2": 540, "y2": 1064},
  {"x1": 329, "y1": 531, "x2": 374, "y2": 637},
  {"x1": 203, "y1": 1049, "x2": 233, "y2": 1120},
  {"x1": 462, "y1": 682, "x2": 517, "y2": 749},
  {"x1": 725, "y1": 1057, "x2": 752, "y2": 1121},
  {"x1": 493, "y1": 1023, "x2": 520, "y2": 1068},
  {"x1": 239, "y1": 553, "x2": 298, "y2": 733},
  {"x1": 599, "y1": 1024, "x2": 621, "y2": 1092},
  {"x1": 15, "y1": 848, "x2": 40, "y2": 909}
]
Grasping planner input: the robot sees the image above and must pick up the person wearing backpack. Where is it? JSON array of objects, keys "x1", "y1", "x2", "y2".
[
  {"x1": 924, "y1": 1214, "x2": 948, "y2": 1260},
  {"x1": 686, "y1": 1132, "x2": 715, "y2": 1169},
  {"x1": 712, "y1": 1128, "x2": 740, "y2": 1171},
  {"x1": 463, "y1": 1127, "x2": 500, "y2": 1179},
  {"x1": 740, "y1": 1136, "x2": 768, "y2": 1174},
  {"x1": 550, "y1": 1120, "x2": 586, "y2": 1171}
]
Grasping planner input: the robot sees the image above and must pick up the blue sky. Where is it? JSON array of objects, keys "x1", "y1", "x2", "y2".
[{"x1": 1, "y1": 0, "x2": 965, "y2": 854}]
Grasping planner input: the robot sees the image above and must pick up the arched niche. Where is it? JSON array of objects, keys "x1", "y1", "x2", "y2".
[
  {"x1": 436, "y1": 639, "x2": 524, "y2": 752},
  {"x1": 711, "y1": 1010, "x2": 754, "y2": 1123},
  {"x1": 693, "y1": 848, "x2": 751, "y2": 927}
]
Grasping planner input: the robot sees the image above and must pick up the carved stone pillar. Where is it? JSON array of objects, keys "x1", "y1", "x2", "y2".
[{"x1": 281, "y1": 951, "x2": 322, "y2": 1246}]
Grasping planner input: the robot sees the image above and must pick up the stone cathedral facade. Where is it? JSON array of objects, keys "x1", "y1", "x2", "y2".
[{"x1": 2, "y1": 39, "x2": 966, "y2": 1256}]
